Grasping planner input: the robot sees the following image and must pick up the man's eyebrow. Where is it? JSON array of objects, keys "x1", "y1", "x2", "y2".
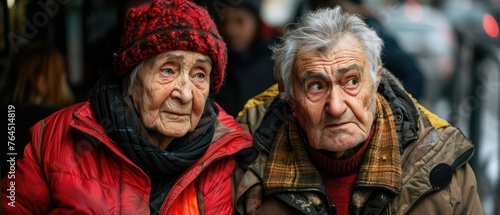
[
  {"x1": 337, "y1": 64, "x2": 362, "y2": 75},
  {"x1": 301, "y1": 71, "x2": 329, "y2": 85}
]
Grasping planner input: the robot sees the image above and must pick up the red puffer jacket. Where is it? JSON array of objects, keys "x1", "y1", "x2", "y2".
[{"x1": 1, "y1": 101, "x2": 252, "y2": 214}]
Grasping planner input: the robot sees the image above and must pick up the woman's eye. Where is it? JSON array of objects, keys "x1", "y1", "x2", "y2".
[
  {"x1": 160, "y1": 68, "x2": 174, "y2": 74},
  {"x1": 194, "y1": 73, "x2": 206, "y2": 80}
]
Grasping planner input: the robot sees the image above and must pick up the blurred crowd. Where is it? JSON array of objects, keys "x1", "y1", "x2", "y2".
[{"x1": 1, "y1": 0, "x2": 499, "y2": 214}]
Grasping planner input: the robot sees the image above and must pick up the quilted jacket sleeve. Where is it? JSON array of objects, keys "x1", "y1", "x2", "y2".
[
  {"x1": 199, "y1": 156, "x2": 237, "y2": 215},
  {"x1": 1, "y1": 120, "x2": 52, "y2": 214}
]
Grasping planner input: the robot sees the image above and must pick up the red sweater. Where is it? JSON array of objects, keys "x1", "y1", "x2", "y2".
[{"x1": 307, "y1": 126, "x2": 374, "y2": 215}]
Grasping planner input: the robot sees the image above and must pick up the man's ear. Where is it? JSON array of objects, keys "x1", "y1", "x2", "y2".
[
  {"x1": 288, "y1": 97, "x2": 297, "y2": 116},
  {"x1": 375, "y1": 66, "x2": 382, "y2": 87}
]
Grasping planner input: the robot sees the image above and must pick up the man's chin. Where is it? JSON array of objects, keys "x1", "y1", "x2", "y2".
[{"x1": 318, "y1": 135, "x2": 363, "y2": 151}]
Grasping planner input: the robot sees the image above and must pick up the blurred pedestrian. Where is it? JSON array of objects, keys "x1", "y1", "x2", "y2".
[
  {"x1": 0, "y1": 41, "x2": 75, "y2": 177},
  {"x1": 212, "y1": 0, "x2": 277, "y2": 117}
]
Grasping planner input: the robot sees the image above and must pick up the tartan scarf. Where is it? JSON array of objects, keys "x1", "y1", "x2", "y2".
[{"x1": 263, "y1": 93, "x2": 402, "y2": 194}]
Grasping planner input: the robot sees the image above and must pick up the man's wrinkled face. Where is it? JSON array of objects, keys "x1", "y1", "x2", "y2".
[
  {"x1": 290, "y1": 34, "x2": 380, "y2": 157},
  {"x1": 131, "y1": 50, "x2": 211, "y2": 139}
]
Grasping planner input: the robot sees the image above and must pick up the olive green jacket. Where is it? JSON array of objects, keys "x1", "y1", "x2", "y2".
[{"x1": 234, "y1": 70, "x2": 483, "y2": 215}]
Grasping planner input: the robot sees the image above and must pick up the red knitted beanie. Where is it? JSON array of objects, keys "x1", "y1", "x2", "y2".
[{"x1": 113, "y1": 0, "x2": 227, "y2": 94}]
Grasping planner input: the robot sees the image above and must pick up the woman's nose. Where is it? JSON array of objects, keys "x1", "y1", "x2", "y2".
[{"x1": 171, "y1": 75, "x2": 193, "y2": 103}]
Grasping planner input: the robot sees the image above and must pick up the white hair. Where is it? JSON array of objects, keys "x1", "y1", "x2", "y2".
[
  {"x1": 127, "y1": 61, "x2": 144, "y2": 96},
  {"x1": 272, "y1": 6, "x2": 383, "y2": 99}
]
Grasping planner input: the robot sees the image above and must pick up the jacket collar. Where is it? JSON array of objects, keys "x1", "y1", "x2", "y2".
[
  {"x1": 70, "y1": 101, "x2": 252, "y2": 167},
  {"x1": 377, "y1": 69, "x2": 420, "y2": 153}
]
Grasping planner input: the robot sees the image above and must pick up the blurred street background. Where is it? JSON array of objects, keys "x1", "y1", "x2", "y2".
[{"x1": 0, "y1": 0, "x2": 499, "y2": 214}]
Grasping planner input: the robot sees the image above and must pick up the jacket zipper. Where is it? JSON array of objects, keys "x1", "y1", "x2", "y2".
[
  {"x1": 267, "y1": 186, "x2": 332, "y2": 214},
  {"x1": 73, "y1": 114, "x2": 116, "y2": 144},
  {"x1": 159, "y1": 130, "x2": 246, "y2": 212}
]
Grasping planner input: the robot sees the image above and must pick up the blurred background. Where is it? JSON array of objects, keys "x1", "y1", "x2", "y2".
[{"x1": 0, "y1": 0, "x2": 498, "y2": 214}]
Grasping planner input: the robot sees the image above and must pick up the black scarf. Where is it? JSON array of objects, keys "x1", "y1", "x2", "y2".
[{"x1": 89, "y1": 72, "x2": 216, "y2": 213}]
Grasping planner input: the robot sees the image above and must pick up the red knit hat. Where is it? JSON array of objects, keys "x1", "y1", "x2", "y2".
[{"x1": 113, "y1": 0, "x2": 227, "y2": 94}]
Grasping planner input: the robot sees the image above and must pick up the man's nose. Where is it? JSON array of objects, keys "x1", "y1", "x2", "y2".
[{"x1": 325, "y1": 86, "x2": 347, "y2": 117}]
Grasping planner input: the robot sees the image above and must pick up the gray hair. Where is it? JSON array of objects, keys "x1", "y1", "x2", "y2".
[
  {"x1": 127, "y1": 61, "x2": 144, "y2": 96},
  {"x1": 272, "y1": 6, "x2": 383, "y2": 99}
]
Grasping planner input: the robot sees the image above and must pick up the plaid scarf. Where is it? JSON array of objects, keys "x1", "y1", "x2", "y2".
[{"x1": 263, "y1": 93, "x2": 402, "y2": 194}]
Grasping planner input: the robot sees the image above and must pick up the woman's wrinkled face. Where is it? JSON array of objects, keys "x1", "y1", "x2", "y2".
[
  {"x1": 131, "y1": 50, "x2": 211, "y2": 139},
  {"x1": 290, "y1": 34, "x2": 380, "y2": 157}
]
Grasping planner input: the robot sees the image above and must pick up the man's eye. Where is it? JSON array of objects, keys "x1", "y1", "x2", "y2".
[
  {"x1": 160, "y1": 68, "x2": 174, "y2": 74},
  {"x1": 309, "y1": 83, "x2": 323, "y2": 91},
  {"x1": 346, "y1": 78, "x2": 359, "y2": 86}
]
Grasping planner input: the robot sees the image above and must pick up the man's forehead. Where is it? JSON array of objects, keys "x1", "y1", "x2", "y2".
[{"x1": 293, "y1": 49, "x2": 366, "y2": 71}]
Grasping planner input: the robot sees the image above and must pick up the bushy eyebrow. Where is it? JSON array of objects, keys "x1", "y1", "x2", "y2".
[
  {"x1": 302, "y1": 72, "x2": 329, "y2": 84},
  {"x1": 300, "y1": 64, "x2": 362, "y2": 85},
  {"x1": 337, "y1": 64, "x2": 362, "y2": 75}
]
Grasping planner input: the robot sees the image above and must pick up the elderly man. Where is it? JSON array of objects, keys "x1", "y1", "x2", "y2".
[
  {"x1": 235, "y1": 7, "x2": 483, "y2": 215},
  {"x1": 1, "y1": 0, "x2": 252, "y2": 214}
]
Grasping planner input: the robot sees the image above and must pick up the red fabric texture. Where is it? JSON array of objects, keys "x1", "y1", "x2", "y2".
[
  {"x1": 307, "y1": 125, "x2": 375, "y2": 215},
  {"x1": 1, "y1": 101, "x2": 252, "y2": 214},
  {"x1": 113, "y1": 0, "x2": 227, "y2": 94},
  {"x1": 323, "y1": 173, "x2": 359, "y2": 215}
]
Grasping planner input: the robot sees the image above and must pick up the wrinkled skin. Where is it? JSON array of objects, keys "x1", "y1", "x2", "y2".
[
  {"x1": 131, "y1": 50, "x2": 212, "y2": 149},
  {"x1": 289, "y1": 34, "x2": 381, "y2": 158}
]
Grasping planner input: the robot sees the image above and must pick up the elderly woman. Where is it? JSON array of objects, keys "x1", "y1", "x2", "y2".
[{"x1": 1, "y1": 0, "x2": 252, "y2": 214}]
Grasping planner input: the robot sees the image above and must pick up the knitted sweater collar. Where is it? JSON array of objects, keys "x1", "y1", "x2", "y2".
[{"x1": 305, "y1": 125, "x2": 374, "y2": 176}]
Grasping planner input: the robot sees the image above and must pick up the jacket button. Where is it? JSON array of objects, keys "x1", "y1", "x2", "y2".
[
  {"x1": 395, "y1": 114, "x2": 403, "y2": 122},
  {"x1": 429, "y1": 163, "x2": 453, "y2": 190}
]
